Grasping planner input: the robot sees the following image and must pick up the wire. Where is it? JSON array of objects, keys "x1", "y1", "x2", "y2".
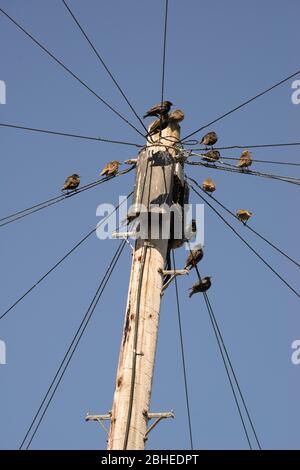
[
  {"x1": 0, "y1": 193, "x2": 132, "y2": 322},
  {"x1": 186, "y1": 176, "x2": 300, "y2": 269},
  {"x1": 188, "y1": 183, "x2": 300, "y2": 298},
  {"x1": 182, "y1": 68, "x2": 300, "y2": 141},
  {"x1": 20, "y1": 240, "x2": 126, "y2": 449},
  {"x1": 203, "y1": 290, "x2": 262, "y2": 449},
  {"x1": 0, "y1": 167, "x2": 135, "y2": 228},
  {"x1": 161, "y1": 0, "x2": 169, "y2": 104},
  {"x1": 193, "y1": 141, "x2": 300, "y2": 151},
  {"x1": 0, "y1": 122, "x2": 142, "y2": 147},
  {"x1": 185, "y1": 160, "x2": 300, "y2": 186},
  {"x1": 189, "y1": 151, "x2": 300, "y2": 167},
  {"x1": 0, "y1": 7, "x2": 145, "y2": 139},
  {"x1": 123, "y1": 244, "x2": 148, "y2": 450},
  {"x1": 172, "y1": 250, "x2": 194, "y2": 450},
  {"x1": 61, "y1": 0, "x2": 147, "y2": 135},
  {"x1": 186, "y1": 241, "x2": 261, "y2": 449}
]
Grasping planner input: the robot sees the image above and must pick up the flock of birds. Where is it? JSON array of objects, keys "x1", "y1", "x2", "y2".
[{"x1": 61, "y1": 100, "x2": 255, "y2": 297}]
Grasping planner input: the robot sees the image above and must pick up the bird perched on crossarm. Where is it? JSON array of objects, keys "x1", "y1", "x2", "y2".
[
  {"x1": 61, "y1": 174, "x2": 80, "y2": 192},
  {"x1": 237, "y1": 150, "x2": 252, "y2": 169},
  {"x1": 236, "y1": 209, "x2": 253, "y2": 223},
  {"x1": 189, "y1": 276, "x2": 212, "y2": 297},
  {"x1": 143, "y1": 100, "x2": 173, "y2": 118},
  {"x1": 184, "y1": 246, "x2": 204, "y2": 270},
  {"x1": 200, "y1": 131, "x2": 218, "y2": 148},
  {"x1": 202, "y1": 177, "x2": 216, "y2": 193},
  {"x1": 100, "y1": 160, "x2": 120, "y2": 177}
]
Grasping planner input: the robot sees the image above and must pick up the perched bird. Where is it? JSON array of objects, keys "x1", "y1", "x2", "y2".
[
  {"x1": 201, "y1": 150, "x2": 220, "y2": 162},
  {"x1": 237, "y1": 150, "x2": 252, "y2": 169},
  {"x1": 169, "y1": 109, "x2": 185, "y2": 123},
  {"x1": 200, "y1": 131, "x2": 218, "y2": 148},
  {"x1": 147, "y1": 114, "x2": 169, "y2": 136},
  {"x1": 100, "y1": 160, "x2": 120, "y2": 176},
  {"x1": 143, "y1": 100, "x2": 173, "y2": 119},
  {"x1": 61, "y1": 174, "x2": 80, "y2": 191},
  {"x1": 236, "y1": 209, "x2": 253, "y2": 223},
  {"x1": 184, "y1": 246, "x2": 204, "y2": 270},
  {"x1": 202, "y1": 177, "x2": 216, "y2": 193},
  {"x1": 189, "y1": 276, "x2": 212, "y2": 297}
]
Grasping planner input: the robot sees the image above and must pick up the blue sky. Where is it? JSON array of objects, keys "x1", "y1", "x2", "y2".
[{"x1": 0, "y1": 0, "x2": 299, "y2": 450}]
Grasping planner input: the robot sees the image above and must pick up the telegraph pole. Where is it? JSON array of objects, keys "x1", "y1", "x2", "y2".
[{"x1": 107, "y1": 119, "x2": 182, "y2": 450}]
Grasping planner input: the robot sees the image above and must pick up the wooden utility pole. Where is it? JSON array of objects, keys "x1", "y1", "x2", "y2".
[{"x1": 107, "y1": 120, "x2": 182, "y2": 450}]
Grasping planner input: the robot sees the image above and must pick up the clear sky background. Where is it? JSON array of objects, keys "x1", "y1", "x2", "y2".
[{"x1": 0, "y1": 0, "x2": 299, "y2": 450}]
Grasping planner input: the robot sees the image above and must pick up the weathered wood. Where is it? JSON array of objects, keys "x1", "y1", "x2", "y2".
[{"x1": 107, "y1": 122, "x2": 181, "y2": 450}]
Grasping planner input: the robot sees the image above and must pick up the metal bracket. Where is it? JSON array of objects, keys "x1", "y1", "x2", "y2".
[
  {"x1": 160, "y1": 269, "x2": 189, "y2": 294},
  {"x1": 111, "y1": 231, "x2": 135, "y2": 251},
  {"x1": 85, "y1": 412, "x2": 111, "y2": 436},
  {"x1": 143, "y1": 411, "x2": 175, "y2": 441},
  {"x1": 158, "y1": 268, "x2": 189, "y2": 276}
]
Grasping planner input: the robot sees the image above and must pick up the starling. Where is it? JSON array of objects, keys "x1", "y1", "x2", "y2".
[
  {"x1": 147, "y1": 113, "x2": 169, "y2": 136},
  {"x1": 184, "y1": 247, "x2": 204, "y2": 270},
  {"x1": 169, "y1": 109, "x2": 185, "y2": 123},
  {"x1": 189, "y1": 276, "x2": 212, "y2": 297},
  {"x1": 202, "y1": 177, "x2": 216, "y2": 193},
  {"x1": 61, "y1": 173, "x2": 80, "y2": 191},
  {"x1": 100, "y1": 160, "x2": 120, "y2": 176},
  {"x1": 237, "y1": 150, "x2": 252, "y2": 169},
  {"x1": 200, "y1": 131, "x2": 218, "y2": 147},
  {"x1": 236, "y1": 209, "x2": 253, "y2": 223},
  {"x1": 202, "y1": 150, "x2": 220, "y2": 162},
  {"x1": 143, "y1": 100, "x2": 173, "y2": 119}
]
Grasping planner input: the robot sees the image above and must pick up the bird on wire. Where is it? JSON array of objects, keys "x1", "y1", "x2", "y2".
[
  {"x1": 237, "y1": 150, "x2": 252, "y2": 169},
  {"x1": 201, "y1": 150, "x2": 220, "y2": 162},
  {"x1": 100, "y1": 160, "x2": 120, "y2": 177},
  {"x1": 184, "y1": 246, "x2": 204, "y2": 270},
  {"x1": 202, "y1": 177, "x2": 216, "y2": 193},
  {"x1": 236, "y1": 209, "x2": 253, "y2": 223},
  {"x1": 147, "y1": 114, "x2": 169, "y2": 137},
  {"x1": 61, "y1": 174, "x2": 80, "y2": 192},
  {"x1": 169, "y1": 109, "x2": 185, "y2": 123},
  {"x1": 143, "y1": 100, "x2": 173, "y2": 119},
  {"x1": 200, "y1": 131, "x2": 218, "y2": 148},
  {"x1": 189, "y1": 276, "x2": 212, "y2": 297}
]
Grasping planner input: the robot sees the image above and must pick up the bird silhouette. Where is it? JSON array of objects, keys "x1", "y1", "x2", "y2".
[
  {"x1": 202, "y1": 150, "x2": 220, "y2": 162},
  {"x1": 184, "y1": 247, "x2": 204, "y2": 270},
  {"x1": 100, "y1": 160, "x2": 120, "y2": 176},
  {"x1": 202, "y1": 177, "x2": 216, "y2": 193},
  {"x1": 200, "y1": 131, "x2": 218, "y2": 148},
  {"x1": 143, "y1": 100, "x2": 173, "y2": 118},
  {"x1": 237, "y1": 150, "x2": 252, "y2": 169},
  {"x1": 236, "y1": 209, "x2": 253, "y2": 223},
  {"x1": 61, "y1": 174, "x2": 80, "y2": 191},
  {"x1": 189, "y1": 276, "x2": 212, "y2": 297}
]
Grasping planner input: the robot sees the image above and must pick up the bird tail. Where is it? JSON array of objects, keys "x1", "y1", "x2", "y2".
[
  {"x1": 143, "y1": 113, "x2": 149, "y2": 119},
  {"x1": 188, "y1": 289, "x2": 194, "y2": 298}
]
